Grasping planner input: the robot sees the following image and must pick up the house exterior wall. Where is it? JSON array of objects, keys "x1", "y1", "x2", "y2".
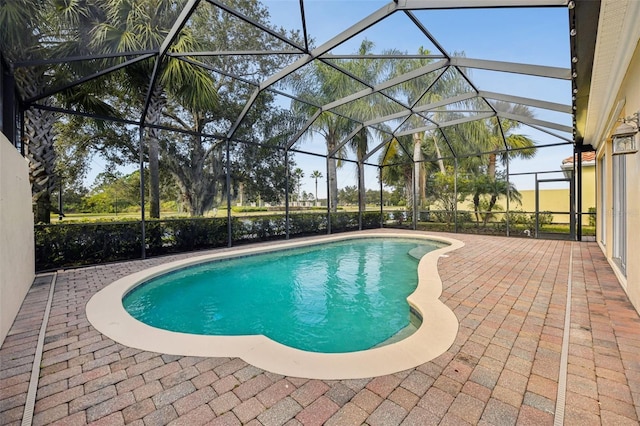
[
  {"x1": 597, "y1": 41, "x2": 640, "y2": 312},
  {"x1": 0, "y1": 134, "x2": 35, "y2": 345}
]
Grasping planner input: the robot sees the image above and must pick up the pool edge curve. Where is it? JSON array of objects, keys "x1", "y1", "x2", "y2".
[{"x1": 86, "y1": 230, "x2": 463, "y2": 380}]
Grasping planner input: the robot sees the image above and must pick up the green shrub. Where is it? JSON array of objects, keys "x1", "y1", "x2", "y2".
[
  {"x1": 231, "y1": 206, "x2": 268, "y2": 213},
  {"x1": 430, "y1": 210, "x2": 453, "y2": 223},
  {"x1": 362, "y1": 211, "x2": 383, "y2": 229},
  {"x1": 35, "y1": 218, "x2": 230, "y2": 270},
  {"x1": 456, "y1": 211, "x2": 473, "y2": 223},
  {"x1": 503, "y1": 210, "x2": 530, "y2": 225},
  {"x1": 330, "y1": 212, "x2": 359, "y2": 232},
  {"x1": 502, "y1": 210, "x2": 553, "y2": 227},
  {"x1": 289, "y1": 213, "x2": 327, "y2": 235},
  {"x1": 35, "y1": 212, "x2": 354, "y2": 270},
  {"x1": 588, "y1": 207, "x2": 596, "y2": 227},
  {"x1": 536, "y1": 211, "x2": 553, "y2": 226},
  {"x1": 35, "y1": 221, "x2": 143, "y2": 270}
]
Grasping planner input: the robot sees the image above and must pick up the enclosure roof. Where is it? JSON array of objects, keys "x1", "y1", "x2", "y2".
[{"x1": 4, "y1": 0, "x2": 601, "y2": 165}]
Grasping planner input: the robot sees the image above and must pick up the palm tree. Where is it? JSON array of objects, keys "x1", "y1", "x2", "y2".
[
  {"x1": 291, "y1": 82, "x2": 355, "y2": 211},
  {"x1": 351, "y1": 128, "x2": 370, "y2": 215},
  {"x1": 292, "y1": 168, "x2": 304, "y2": 203},
  {"x1": 291, "y1": 40, "x2": 397, "y2": 212},
  {"x1": 385, "y1": 48, "x2": 471, "y2": 211},
  {"x1": 336, "y1": 41, "x2": 400, "y2": 214},
  {"x1": 454, "y1": 101, "x2": 536, "y2": 220},
  {"x1": 0, "y1": 0, "x2": 114, "y2": 222},
  {"x1": 485, "y1": 102, "x2": 537, "y2": 179},
  {"x1": 310, "y1": 170, "x2": 323, "y2": 206},
  {"x1": 92, "y1": 0, "x2": 218, "y2": 218},
  {"x1": 0, "y1": 1, "x2": 56, "y2": 223},
  {"x1": 379, "y1": 136, "x2": 414, "y2": 210}
]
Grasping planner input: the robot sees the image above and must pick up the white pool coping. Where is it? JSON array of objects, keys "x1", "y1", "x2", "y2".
[{"x1": 86, "y1": 231, "x2": 463, "y2": 379}]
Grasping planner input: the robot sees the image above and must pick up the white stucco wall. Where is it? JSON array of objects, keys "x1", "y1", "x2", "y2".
[
  {"x1": 0, "y1": 135, "x2": 35, "y2": 345},
  {"x1": 614, "y1": 43, "x2": 640, "y2": 310},
  {"x1": 596, "y1": 41, "x2": 640, "y2": 313}
]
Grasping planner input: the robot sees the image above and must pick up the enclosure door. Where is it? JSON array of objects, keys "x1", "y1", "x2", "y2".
[
  {"x1": 612, "y1": 154, "x2": 627, "y2": 276},
  {"x1": 535, "y1": 178, "x2": 574, "y2": 240}
]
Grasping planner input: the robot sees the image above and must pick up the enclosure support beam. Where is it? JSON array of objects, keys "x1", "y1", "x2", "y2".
[
  {"x1": 358, "y1": 162, "x2": 363, "y2": 231},
  {"x1": 454, "y1": 158, "x2": 458, "y2": 234},
  {"x1": 379, "y1": 166, "x2": 384, "y2": 228},
  {"x1": 397, "y1": 0, "x2": 567, "y2": 9},
  {"x1": 362, "y1": 135, "x2": 395, "y2": 162},
  {"x1": 576, "y1": 148, "x2": 583, "y2": 241},
  {"x1": 322, "y1": 59, "x2": 449, "y2": 112},
  {"x1": 329, "y1": 125, "x2": 363, "y2": 158},
  {"x1": 226, "y1": 139, "x2": 232, "y2": 248},
  {"x1": 286, "y1": 110, "x2": 322, "y2": 150},
  {"x1": 506, "y1": 155, "x2": 511, "y2": 237},
  {"x1": 326, "y1": 156, "x2": 331, "y2": 235},
  {"x1": 25, "y1": 54, "x2": 156, "y2": 106},
  {"x1": 141, "y1": 0, "x2": 200, "y2": 126},
  {"x1": 497, "y1": 111, "x2": 573, "y2": 134},
  {"x1": 570, "y1": 172, "x2": 576, "y2": 241},
  {"x1": 535, "y1": 176, "x2": 540, "y2": 239},
  {"x1": 479, "y1": 90, "x2": 572, "y2": 114},
  {"x1": 138, "y1": 127, "x2": 146, "y2": 259},
  {"x1": 396, "y1": 112, "x2": 495, "y2": 137},
  {"x1": 450, "y1": 57, "x2": 571, "y2": 80},
  {"x1": 285, "y1": 150, "x2": 290, "y2": 240},
  {"x1": 412, "y1": 163, "x2": 417, "y2": 230}
]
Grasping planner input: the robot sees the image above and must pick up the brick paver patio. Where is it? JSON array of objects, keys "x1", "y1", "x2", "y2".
[{"x1": 2, "y1": 231, "x2": 639, "y2": 425}]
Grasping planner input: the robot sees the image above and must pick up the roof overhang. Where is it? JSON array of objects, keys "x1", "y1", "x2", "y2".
[
  {"x1": 582, "y1": 0, "x2": 640, "y2": 149},
  {"x1": 571, "y1": 0, "x2": 601, "y2": 147}
]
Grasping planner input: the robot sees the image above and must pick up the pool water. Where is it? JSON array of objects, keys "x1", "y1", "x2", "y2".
[{"x1": 123, "y1": 237, "x2": 445, "y2": 353}]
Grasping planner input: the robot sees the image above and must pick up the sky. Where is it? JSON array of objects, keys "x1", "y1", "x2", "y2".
[
  {"x1": 86, "y1": 1, "x2": 574, "y2": 199},
  {"x1": 265, "y1": 1, "x2": 574, "y2": 197}
]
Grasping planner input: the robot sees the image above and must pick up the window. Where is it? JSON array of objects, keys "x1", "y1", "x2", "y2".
[{"x1": 612, "y1": 154, "x2": 627, "y2": 277}]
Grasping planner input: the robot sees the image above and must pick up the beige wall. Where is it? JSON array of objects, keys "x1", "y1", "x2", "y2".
[
  {"x1": 519, "y1": 189, "x2": 570, "y2": 224},
  {"x1": 0, "y1": 136, "x2": 35, "y2": 345},
  {"x1": 597, "y1": 41, "x2": 640, "y2": 312},
  {"x1": 518, "y1": 165, "x2": 596, "y2": 224}
]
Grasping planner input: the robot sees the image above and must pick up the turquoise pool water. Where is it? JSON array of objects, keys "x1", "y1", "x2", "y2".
[{"x1": 123, "y1": 237, "x2": 445, "y2": 353}]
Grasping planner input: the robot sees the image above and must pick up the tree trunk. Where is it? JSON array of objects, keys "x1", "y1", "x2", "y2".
[
  {"x1": 488, "y1": 153, "x2": 497, "y2": 179},
  {"x1": 432, "y1": 134, "x2": 446, "y2": 174},
  {"x1": 327, "y1": 136, "x2": 338, "y2": 212},
  {"x1": 358, "y1": 161, "x2": 365, "y2": 216},
  {"x1": 164, "y1": 127, "x2": 220, "y2": 217},
  {"x1": 23, "y1": 100, "x2": 57, "y2": 224},
  {"x1": 483, "y1": 194, "x2": 498, "y2": 227},
  {"x1": 145, "y1": 88, "x2": 166, "y2": 219},
  {"x1": 412, "y1": 133, "x2": 423, "y2": 209},
  {"x1": 314, "y1": 179, "x2": 319, "y2": 207},
  {"x1": 473, "y1": 191, "x2": 481, "y2": 225},
  {"x1": 148, "y1": 135, "x2": 160, "y2": 217}
]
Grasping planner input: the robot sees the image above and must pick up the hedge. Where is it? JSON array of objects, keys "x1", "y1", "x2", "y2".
[{"x1": 34, "y1": 211, "x2": 388, "y2": 271}]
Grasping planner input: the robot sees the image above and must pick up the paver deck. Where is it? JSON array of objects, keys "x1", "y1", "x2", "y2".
[{"x1": 2, "y1": 231, "x2": 639, "y2": 425}]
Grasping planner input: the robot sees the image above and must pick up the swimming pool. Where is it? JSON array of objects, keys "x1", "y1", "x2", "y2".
[
  {"x1": 123, "y1": 238, "x2": 445, "y2": 353},
  {"x1": 86, "y1": 231, "x2": 463, "y2": 379}
]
